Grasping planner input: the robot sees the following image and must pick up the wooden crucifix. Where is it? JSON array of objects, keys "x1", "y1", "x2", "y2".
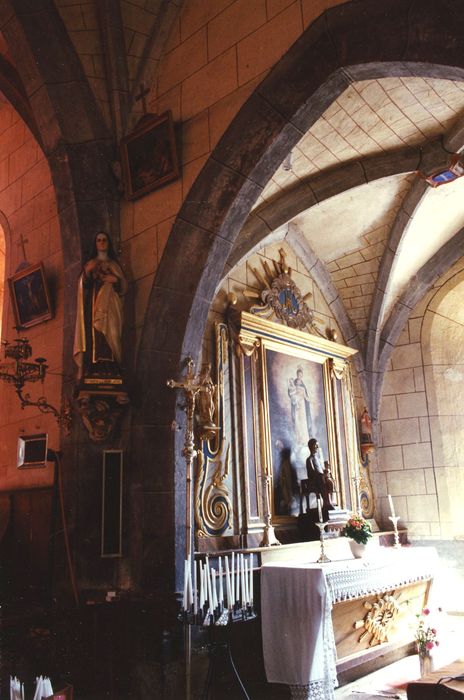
[
  {"x1": 167, "y1": 357, "x2": 218, "y2": 700},
  {"x1": 167, "y1": 357, "x2": 215, "y2": 559}
]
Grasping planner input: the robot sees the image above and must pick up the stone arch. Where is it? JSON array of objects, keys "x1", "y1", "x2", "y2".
[{"x1": 135, "y1": 0, "x2": 464, "y2": 595}]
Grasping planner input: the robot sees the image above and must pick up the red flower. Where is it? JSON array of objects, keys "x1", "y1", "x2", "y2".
[
  {"x1": 422, "y1": 608, "x2": 430, "y2": 615},
  {"x1": 426, "y1": 641, "x2": 434, "y2": 650}
]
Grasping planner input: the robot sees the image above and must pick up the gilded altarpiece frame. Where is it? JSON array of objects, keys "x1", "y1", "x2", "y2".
[
  {"x1": 195, "y1": 323, "x2": 234, "y2": 540},
  {"x1": 237, "y1": 312, "x2": 359, "y2": 531}
]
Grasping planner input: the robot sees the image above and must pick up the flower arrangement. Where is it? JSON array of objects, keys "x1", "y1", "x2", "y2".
[
  {"x1": 340, "y1": 514, "x2": 373, "y2": 544},
  {"x1": 415, "y1": 607, "x2": 439, "y2": 657}
]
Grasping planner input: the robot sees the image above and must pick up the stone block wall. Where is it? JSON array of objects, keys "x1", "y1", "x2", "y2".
[
  {"x1": 374, "y1": 259, "x2": 464, "y2": 539},
  {"x1": 120, "y1": 0, "x2": 349, "y2": 360},
  {"x1": 0, "y1": 102, "x2": 62, "y2": 491}
]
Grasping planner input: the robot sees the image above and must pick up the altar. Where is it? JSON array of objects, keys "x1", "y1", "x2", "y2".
[{"x1": 261, "y1": 546, "x2": 437, "y2": 700}]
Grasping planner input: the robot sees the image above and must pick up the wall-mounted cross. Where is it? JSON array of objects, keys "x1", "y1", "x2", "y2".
[
  {"x1": 135, "y1": 83, "x2": 150, "y2": 114},
  {"x1": 17, "y1": 233, "x2": 29, "y2": 263}
]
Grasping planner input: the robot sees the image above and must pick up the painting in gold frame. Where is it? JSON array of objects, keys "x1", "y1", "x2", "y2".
[
  {"x1": 237, "y1": 311, "x2": 359, "y2": 529},
  {"x1": 8, "y1": 262, "x2": 53, "y2": 329}
]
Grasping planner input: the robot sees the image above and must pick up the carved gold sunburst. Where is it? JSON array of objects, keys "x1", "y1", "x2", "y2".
[
  {"x1": 354, "y1": 594, "x2": 402, "y2": 646},
  {"x1": 240, "y1": 248, "x2": 334, "y2": 338}
]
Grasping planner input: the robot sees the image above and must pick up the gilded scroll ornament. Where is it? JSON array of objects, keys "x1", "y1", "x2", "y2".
[
  {"x1": 194, "y1": 323, "x2": 233, "y2": 537},
  {"x1": 196, "y1": 441, "x2": 232, "y2": 537}
]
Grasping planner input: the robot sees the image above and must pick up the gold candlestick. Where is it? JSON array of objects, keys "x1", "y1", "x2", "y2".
[
  {"x1": 388, "y1": 515, "x2": 401, "y2": 548},
  {"x1": 316, "y1": 521, "x2": 331, "y2": 563}
]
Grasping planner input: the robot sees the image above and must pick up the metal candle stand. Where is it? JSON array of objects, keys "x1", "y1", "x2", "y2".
[
  {"x1": 316, "y1": 521, "x2": 331, "y2": 563},
  {"x1": 181, "y1": 606, "x2": 256, "y2": 700},
  {"x1": 388, "y1": 515, "x2": 401, "y2": 548}
]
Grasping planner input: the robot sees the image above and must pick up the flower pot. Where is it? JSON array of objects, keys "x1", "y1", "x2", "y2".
[{"x1": 349, "y1": 540, "x2": 368, "y2": 558}]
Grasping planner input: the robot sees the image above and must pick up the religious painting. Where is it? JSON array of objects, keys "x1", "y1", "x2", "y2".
[
  {"x1": 8, "y1": 262, "x2": 53, "y2": 329},
  {"x1": 121, "y1": 110, "x2": 179, "y2": 200},
  {"x1": 236, "y1": 311, "x2": 359, "y2": 529},
  {"x1": 265, "y1": 348, "x2": 329, "y2": 517}
]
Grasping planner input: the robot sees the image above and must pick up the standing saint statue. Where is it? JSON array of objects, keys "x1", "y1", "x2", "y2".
[{"x1": 73, "y1": 231, "x2": 128, "y2": 382}]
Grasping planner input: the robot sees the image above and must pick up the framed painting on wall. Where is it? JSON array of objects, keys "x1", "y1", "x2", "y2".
[
  {"x1": 8, "y1": 262, "x2": 53, "y2": 329},
  {"x1": 120, "y1": 110, "x2": 179, "y2": 200}
]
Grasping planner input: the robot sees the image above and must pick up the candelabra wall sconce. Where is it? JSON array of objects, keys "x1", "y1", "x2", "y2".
[{"x1": 0, "y1": 337, "x2": 72, "y2": 435}]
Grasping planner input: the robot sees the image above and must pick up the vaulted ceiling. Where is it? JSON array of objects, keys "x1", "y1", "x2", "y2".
[{"x1": 229, "y1": 75, "x2": 464, "y2": 416}]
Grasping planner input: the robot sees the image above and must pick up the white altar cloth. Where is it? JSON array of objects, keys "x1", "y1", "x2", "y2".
[{"x1": 261, "y1": 547, "x2": 438, "y2": 700}]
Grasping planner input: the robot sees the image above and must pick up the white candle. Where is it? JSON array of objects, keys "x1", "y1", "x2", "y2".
[
  {"x1": 211, "y1": 568, "x2": 218, "y2": 610},
  {"x1": 218, "y1": 557, "x2": 224, "y2": 604},
  {"x1": 199, "y1": 561, "x2": 204, "y2": 608},
  {"x1": 225, "y1": 555, "x2": 232, "y2": 608},
  {"x1": 240, "y1": 554, "x2": 246, "y2": 607},
  {"x1": 388, "y1": 494, "x2": 396, "y2": 518},
  {"x1": 183, "y1": 559, "x2": 188, "y2": 611},
  {"x1": 187, "y1": 556, "x2": 193, "y2": 609},
  {"x1": 231, "y1": 552, "x2": 235, "y2": 603},
  {"x1": 193, "y1": 559, "x2": 198, "y2": 614},
  {"x1": 243, "y1": 557, "x2": 249, "y2": 605},
  {"x1": 206, "y1": 561, "x2": 213, "y2": 612},
  {"x1": 249, "y1": 553, "x2": 253, "y2": 605},
  {"x1": 202, "y1": 565, "x2": 208, "y2": 609},
  {"x1": 236, "y1": 552, "x2": 240, "y2": 603},
  {"x1": 317, "y1": 496, "x2": 323, "y2": 523}
]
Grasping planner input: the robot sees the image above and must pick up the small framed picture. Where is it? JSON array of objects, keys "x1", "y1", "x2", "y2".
[
  {"x1": 8, "y1": 262, "x2": 53, "y2": 329},
  {"x1": 17, "y1": 433, "x2": 48, "y2": 469},
  {"x1": 121, "y1": 110, "x2": 179, "y2": 200}
]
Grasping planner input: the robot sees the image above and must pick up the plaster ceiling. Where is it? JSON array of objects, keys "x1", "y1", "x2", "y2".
[{"x1": 291, "y1": 174, "x2": 411, "y2": 264}]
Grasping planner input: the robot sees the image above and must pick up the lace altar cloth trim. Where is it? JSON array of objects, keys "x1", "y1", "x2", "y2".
[
  {"x1": 289, "y1": 677, "x2": 337, "y2": 700},
  {"x1": 325, "y1": 550, "x2": 437, "y2": 603},
  {"x1": 282, "y1": 561, "x2": 339, "y2": 700}
]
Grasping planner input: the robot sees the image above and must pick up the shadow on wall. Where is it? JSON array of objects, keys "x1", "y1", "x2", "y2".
[
  {"x1": 421, "y1": 270, "x2": 464, "y2": 540},
  {"x1": 411, "y1": 539, "x2": 464, "y2": 613}
]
